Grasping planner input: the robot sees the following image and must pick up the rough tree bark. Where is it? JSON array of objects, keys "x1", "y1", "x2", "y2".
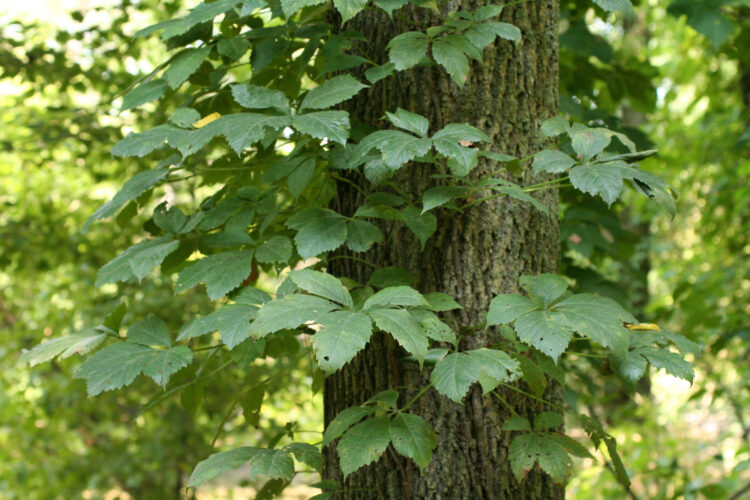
[{"x1": 324, "y1": 2, "x2": 562, "y2": 498}]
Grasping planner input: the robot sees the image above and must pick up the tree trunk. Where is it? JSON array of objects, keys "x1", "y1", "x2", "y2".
[{"x1": 324, "y1": 3, "x2": 562, "y2": 498}]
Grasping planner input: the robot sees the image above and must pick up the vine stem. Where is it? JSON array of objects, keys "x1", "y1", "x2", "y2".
[{"x1": 400, "y1": 381, "x2": 434, "y2": 412}]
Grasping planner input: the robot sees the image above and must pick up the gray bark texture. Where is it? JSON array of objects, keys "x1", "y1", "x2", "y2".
[{"x1": 324, "y1": 2, "x2": 563, "y2": 498}]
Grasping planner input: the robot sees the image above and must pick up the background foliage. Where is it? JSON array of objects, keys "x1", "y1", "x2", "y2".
[{"x1": 1, "y1": 0, "x2": 748, "y2": 499}]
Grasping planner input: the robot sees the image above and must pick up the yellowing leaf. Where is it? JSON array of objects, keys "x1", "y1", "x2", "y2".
[
  {"x1": 624, "y1": 322, "x2": 661, "y2": 331},
  {"x1": 193, "y1": 112, "x2": 221, "y2": 128}
]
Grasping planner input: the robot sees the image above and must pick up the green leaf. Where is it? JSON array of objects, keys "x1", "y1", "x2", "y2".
[
  {"x1": 501, "y1": 416, "x2": 531, "y2": 431},
  {"x1": 250, "y1": 294, "x2": 338, "y2": 336},
  {"x1": 423, "y1": 292, "x2": 462, "y2": 311},
  {"x1": 494, "y1": 184, "x2": 548, "y2": 213},
  {"x1": 487, "y1": 294, "x2": 538, "y2": 325},
  {"x1": 368, "y1": 267, "x2": 416, "y2": 288},
  {"x1": 421, "y1": 186, "x2": 467, "y2": 213},
  {"x1": 431, "y1": 352, "x2": 480, "y2": 402},
  {"x1": 345, "y1": 219, "x2": 383, "y2": 252},
  {"x1": 389, "y1": 413, "x2": 436, "y2": 470},
  {"x1": 231, "y1": 83, "x2": 290, "y2": 112},
  {"x1": 284, "y1": 443, "x2": 323, "y2": 472},
  {"x1": 532, "y1": 150, "x2": 577, "y2": 174},
  {"x1": 111, "y1": 125, "x2": 177, "y2": 158},
  {"x1": 176, "y1": 250, "x2": 255, "y2": 300},
  {"x1": 388, "y1": 32, "x2": 429, "y2": 71},
  {"x1": 300, "y1": 75, "x2": 367, "y2": 111},
  {"x1": 432, "y1": 39, "x2": 469, "y2": 86},
  {"x1": 294, "y1": 211, "x2": 348, "y2": 258},
  {"x1": 571, "y1": 129, "x2": 611, "y2": 159},
  {"x1": 121, "y1": 79, "x2": 168, "y2": 111},
  {"x1": 75, "y1": 343, "x2": 192, "y2": 395},
  {"x1": 217, "y1": 37, "x2": 250, "y2": 60},
  {"x1": 177, "y1": 304, "x2": 258, "y2": 348},
  {"x1": 127, "y1": 317, "x2": 171, "y2": 347},
  {"x1": 593, "y1": 0, "x2": 634, "y2": 17},
  {"x1": 534, "y1": 411, "x2": 563, "y2": 430},
  {"x1": 468, "y1": 348, "x2": 520, "y2": 393},
  {"x1": 553, "y1": 293, "x2": 634, "y2": 351},
  {"x1": 464, "y1": 23, "x2": 500, "y2": 50},
  {"x1": 313, "y1": 311, "x2": 373, "y2": 372},
  {"x1": 20, "y1": 332, "x2": 107, "y2": 367},
  {"x1": 509, "y1": 433, "x2": 572, "y2": 483},
  {"x1": 514, "y1": 310, "x2": 573, "y2": 362},
  {"x1": 87, "y1": 168, "x2": 169, "y2": 226},
  {"x1": 474, "y1": 5, "x2": 503, "y2": 21},
  {"x1": 248, "y1": 449, "x2": 295, "y2": 481},
  {"x1": 402, "y1": 206, "x2": 437, "y2": 248},
  {"x1": 637, "y1": 347, "x2": 694, "y2": 382},
  {"x1": 375, "y1": 0, "x2": 408, "y2": 16},
  {"x1": 569, "y1": 163, "x2": 624, "y2": 206},
  {"x1": 386, "y1": 108, "x2": 430, "y2": 137},
  {"x1": 519, "y1": 274, "x2": 568, "y2": 307},
  {"x1": 287, "y1": 158, "x2": 315, "y2": 197},
  {"x1": 201, "y1": 113, "x2": 291, "y2": 155},
  {"x1": 188, "y1": 447, "x2": 259, "y2": 487},
  {"x1": 289, "y1": 269, "x2": 353, "y2": 308},
  {"x1": 515, "y1": 355, "x2": 547, "y2": 397},
  {"x1": 541, "y1": 116, "x2": 569, "y2": 137},
  {"x1": 410, "y1": 310, "x2": 457, "y2": 344},
  {"x1": 363, "y1": 286, "x2": 427, "y2": 310},
  {"x1": 369, "y1": 308, "x2": 428, "y2": 361},
  {"x1": 280, "y1": 0, "x2": 326, "y2": 18},
  {"x1": 256, "y1": 235, "x2": 292, "y2": 264},
  {"x1": 337, "y1": 416, "x2": 392, "y2": 478},
  {"x1": 365, "y1": 62, "x2": 395, "y2": 83},
  {"x1": 164, "y1": 46, "x2": 212, "y2": 89},
  {"x1": 142, "y1": 346, "x2": 193, "y2": 386},
  {"x1": 485, "y1": 21, "x2": 521, "y2": 42},
  {"x1": 293, "y1": 111, "x2": 351, "y2": 145},
  {"x1": 359, "y1": 130, "x2": 432, "y2": 169},
  {"x1": 432, "y1": 123, "x2": 490, "y2": 170},
  {"x1": 96, "y1": 237, "x2": 180, "y2": 286},
  {"x1": 169, "y1": 107, "x2": 201, "y2": 127},
  {"x1": 334, "y1": 0, "x2": 367, "y2": 22},
  {"x1": 323, "y1": 406, "x2": 376, "y2": 446},
  {"x1": 159, "y1": 0, "x2": 241, "y2": 40}
]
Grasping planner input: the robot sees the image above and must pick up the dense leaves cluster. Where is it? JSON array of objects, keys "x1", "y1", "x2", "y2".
[{"x1": 15, "y1": 0, "x2": 710, "y2": 496}]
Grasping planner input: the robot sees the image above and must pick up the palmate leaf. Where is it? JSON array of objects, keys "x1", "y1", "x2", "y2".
[
  {"x1": 402, "y1": 206, "x2": 437, "y2": 248},
  {"x1": 359, "y1": 130, "x2": 432, "y2": 169},
  {"x1": 389, "y1": 413, "x2": 436, "y2": 470},
  {"x1": 292, "y1": 110, "x2": 351, "y2": 145},
  {"x1": 121, "y1": 78, "x2": 169, "y2": 111},
  {"x1": 87, "y1": 167, "x2": 169, "y2": 226},
  {"x1": 312, "y1": 311, "x2": 373, "y2": 372},
  {"x1": 294, "y1": 211, "x2": 349, "y2": 258},
  {"x1": 333, "y1": 0, "x2": 368, "y2": 23},
  {"x1": 519, "y1": 273, "x2": 568, "y2": 307},
  {"x1": 176, "y1": 250, "x2": 255, "y2": 300},
  {"x1": 20, "y1": 332, "x2": 107, "y2": 367},
  {"x1": 363, "y1": 286, "x2": 427, "y2": 310},
  {"x1": 431, "y1": 123, "x2": 490, "y2": 170},
  {"x1": 487, "y1": 294, "x2": 538, "y2": 325},
  {"x1": 299, "y1": 75, "x2": 367, "y2": 111},
  {"x1": 289, "y1": 269, "x2": 353, "y2": 308},
  {"x1": 231, "y1": 83, "x2": 290, "y2": 112},
  {"x1": 388, "y1": 32, "x2": 429, "y2": 71},
  {"x1": 593, "y1": 0, "x2": 635, "y2": 17},
  {"x1": 386, "y1": 108, "x2": 430, "y2": 137},
  {"x1": 164, "y1": 46, "x2": 212, "y2": 89},
  {"x1": 514, "y1": 311, "x2": 573, "y2": 362},
  {"x1": 345, "y1": 219, "x2": 383, "y2": 252},
  {"x1": 532, "y1": 150, "x2": 577, "y2": 174},
  {"x1": 509, "y1": 433, "x2": 573, "y2": 484},
  {"x1": 323, "y1": 406, "x2": 376, "y2": 446},
  {"x1": 250, "y1": 294, "x2": 338, "y2": 336},
  {"x1": 569, "y1": 163, "x2": 624, "y2": 206},
  {"x1": 255, "y1": 235, "x2": 293, "y2": 264},
  {"x1": 369, "y1": 309, "x2": 428, "y2": 361},
  {"x1": 432, "y1": 39, "x2": 469, "y2": 87},
  {"x1": 177, "y1": 303, "x2": 258, "y2": 349},
  {"x1": 248, "y1": 449, "x2": 295, "y2": 481},
  {"x1": 430, "y1": 352, "x2": 480, "y2": 402},
  {"x1": 553, "y1": 293, "x2": 634, "y2": 351},
  {"x1": 337, "y1": 416, "x2": 392, "y2": 478},
  {"x1": 127, "y1": 317, "x2": 171, "y2": 347},
  {"x1": 75, "y1": 342, "x2": 192, "y2": 395},
  {"x1": 188, "y1": 447, "x2": 260, "y2": 487},
  {"x1": 284, "y1": 443, "x2": 323, "y2": 472},
  {"x1": 96, "y1": 236, "x2": 180, "y2": 286}
]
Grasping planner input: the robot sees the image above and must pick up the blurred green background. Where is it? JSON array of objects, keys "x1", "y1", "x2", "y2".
[{"x1": 1, "y1": 0, "x2": 749, "y2": 499}]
